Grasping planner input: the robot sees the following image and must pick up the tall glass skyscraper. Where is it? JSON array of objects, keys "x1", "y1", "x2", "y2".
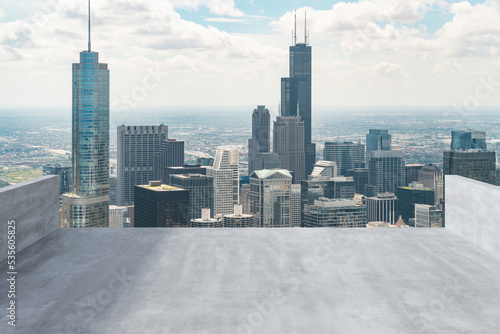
[
  {"x1": 62, "y1": 2, "x2": 110, "y2": 227},
  {"x1": 280, "y1": 11, "x2": 316, "y2": 178}
]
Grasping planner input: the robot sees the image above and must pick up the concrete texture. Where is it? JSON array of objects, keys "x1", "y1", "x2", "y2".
[
  {"x1": 0, "y1": 175, "x2": 59, "y2": 261},
  {"x1": 446, "y1": 175, "x2": 500, "y2": 260},
  {"x1": 2, "y1": 228, "x2": 500, "y2": 333}
]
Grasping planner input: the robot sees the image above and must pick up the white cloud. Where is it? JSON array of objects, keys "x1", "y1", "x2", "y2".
[{"x1": 169, "y1": 0, "x2": 244, "y2": 17}]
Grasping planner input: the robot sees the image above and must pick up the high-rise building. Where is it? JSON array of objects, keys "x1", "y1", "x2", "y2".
[
  {"x1": 109, "y1": 205, "x2": 130, "y2": 228},
  {"x1": 290, "y1": 184, "x2": 302, "y2": 227},
  {"x1": 496, "y1": 165, "x2": 500, "y2": 186},
  {"x1": 303, "y1": 198, "x2": 367, "y2": 228},
  {"x1": 250, "y1": 169, "x2": 292, "y2": 228},
  {"x1": 415, "y1": 204, "x2": 443, "y2": 228},
  {"x1": 190, "y1": 208, "x2": 222, "y2": 228},
  {"x1": 109, "y1": 175, "x2": 117, "y2": 205},
  {"x1": 365, "y1": 150, "x2": 406, "y2": 197},
  {"x1": 280, "y1": 11, "x2": 315, "y2": 176},
  {"x1": 418, "y1": 164, "x2": 443, "y2": 204},
  {"x1": 43, "y1": 163, "x2": 72, "y2": 195},
  {"x1": 366, "y1": 193, "x2": 398, "y2": 224},
  {"x1": 207, "y1": 147, "x2": 239, "y2": 215},
  {"x1": 222, "y1": 205, "x2": 255, "y2": 227},
  {"x1": 443, "y1": 150, "x2": 496, "y2": 185},
  {"x1": 240, "y1": 184, "x2": 251, "y2": 214},
  {"x1": 273, "y1": 116, "x2": 305, "y2": 183},
  {"x1": 309, "y1": 161, "x2": 337, "y2": 179},
  {"x1": 324, "y1": 142, "x2": 365, "y2": 176},
  {"x1": 154, "y1": 139, "x2": 184, "y2": 184},
  {"x1": 451, "y1": 130, "x2": 487, "y2": 151},
  {"x1": 117, "y1": 125, "x2": 168, "y2": 206},
  {"x1": 365, "y1": 129, "x2": 391, "y2": 162},
  {"x1": 134, "y1": 181, "x2": 189, "y2": 228},
  {"x1": 349, "y1": 168, "x2": 369, "y2": 195},
  {"x1": 252, "y1": 153, "x2": 281, "y2": 172},
  {"x1": 170, "y1": 173, "x2": 214, "y2": 223},
  {"x1": 395, "y1": 182, "x2": 435, "y2": 225},
  {"x1": 248, "y1": 105, "x2": 271, "y2": 176},
  {"x1": 62, "y1": 4, "x2": 109, "y2": 228},
  {"x1": 405, "y1": 164, "x2": 424, "y2": 186}
]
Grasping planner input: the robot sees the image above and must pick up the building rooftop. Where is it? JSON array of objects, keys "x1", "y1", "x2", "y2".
[
  {"x1": 2, "y1": 228, "x2": 500, "y2": 333},
  {"x1": 136, "y1": 182, "x2": 186, "y2": 192}
]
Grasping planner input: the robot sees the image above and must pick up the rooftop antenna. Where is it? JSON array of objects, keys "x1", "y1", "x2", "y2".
[
  {"x1": 88, "y1": 0, "x2": 91, "y2": 52},
  {"x1": 304, "y1": 10, "x2": 307, "y2": 44},
  {"x1": 294, "y1": 9, "x2": 297, "y2": 46}
]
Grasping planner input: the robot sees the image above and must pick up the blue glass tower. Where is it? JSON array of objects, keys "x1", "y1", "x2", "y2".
[{"x1": 63, "y1": 1, "x2": 110, "y2": 227}]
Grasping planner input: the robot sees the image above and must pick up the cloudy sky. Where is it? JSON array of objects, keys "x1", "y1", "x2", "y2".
[{"x1": 1, "y1": 0, "x2": 500, "y2": 112}]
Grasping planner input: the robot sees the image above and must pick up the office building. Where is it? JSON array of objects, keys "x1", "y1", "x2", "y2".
[
  {"x1": 109, "y1": 205, "x2": 130, "y2": 228},
  {"x1": 207, "y1": 147, "x2": 239, "y2": 215},
  {"x1": 252, "y1": 152, "x2": 281, "y2": 172},
  {"x1": 134, "y1": 181, "x2": 189, "y2": 228},
  {"x1": 109, "y1": 175, "x2": 117, "y2": 205},
  {"x1": 190, "y1": 208, "x2": 222, "y2": 228},
  {"x1": 365, "y1": 129, "x2": 391, "y2": 162},
  {"x1": 405, "y1": 164, "x2": 424, "y2": 186},
  {"x1": 117, "y1": 125, "x2": 168, "y2": 206},
  {"x1": 415, "y1": 204, "x2": 443, "y2": 228},
  {"x1": 451, "y1": 130, "x2": 487, "y2": 151},
  {"x1": 250, "y1": 169, "x2": 292, "y2": 228},
  {"x1": 349, "y1": 168, "x2": 369, "y2": 195},
  {"x1": 273, "y1": 116, "x2": 305, "y2": 183},
  {"x1": 418, "y1": 164, "x2": 444, "y2": 204},
  {"x1": 309, "y1": 161, "x2": 337, "y2": 179},
  {"x1": 496, "y1": 166, "x2": 500, "y2": 186},
  {"x1": 240, "y1": 184, "x2": 251, "y2": 214},
  {"x1": 171, "y1": 173, "x2": 214, "y2": 223},
  {"x1": 443, "y1": 150, "x2": 496, "y2": 185},
  {"x1": 222, "y1": 205, "x2": 255, "y2": 227},
  {"x1": 248, "y1": 105, "x2": 271, "y2": 176},
  {"x1": 301, "y1": 177, "x2": 356, "y2": 206},
  {"x1": 280, "y1": 12, "x2": 315, "y2": 176},
  {"x1": 62, "y1": 5, "x2": 109, "y2": 228},
  {"x1": 43, "y1": 164, "x2": 72, "y2": 195},
  {"x1": 395, "y1": 182, "x2": 434, "y2": 225},
  {"x1": 365, "y1": 150, "x2": 406, "y2": 197},
  {"x1": 303, "y1": 198, "x2": 367, "y2": 228},
  {"x1": 366, "y1": 193, "x2": 398, "y2": 224},
  {"x1": 164, "y1": 165, "x2": 206, "y2": 185},
  {"x1": 324, "y1": 142, "x2": 365, "y2": 176},
  {"x1": 154, "y1": 139, "x2": 184, "y2": 184},
  {"x1": 290, "y1": 184, "x2": 301, "y2": 227}
]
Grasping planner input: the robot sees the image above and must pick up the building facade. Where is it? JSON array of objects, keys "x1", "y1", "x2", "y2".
[
  {"x1": 207, "y1": 147, "x2": 239, "y2": 215},
  {"x1": 43, "y1": 163, "x2": 72, "y2": 195},
  {"x1": 365, "y1": 150, "x2": 406, "y2": 197},
  {"x1": 290, "y1": 184, "x2": 302, "y2": 227},
  {"x1": 366, "y1": 193, "x2": 398, "y2": 224},
  {"x1": 365, "y1": 129, "x2": 391, "y2": 162},
  {"x1": 309, "y1": 160, "x2": 337, "y2": 179},
  {"x1": 395, "y1": 182, "x2": 435, "y2": 225},
  {"x1": 154, "y1": 139, "x2": 184, "y2": 184},
  {"x1": 248, "y1": 105, "x2": 271, "y2": 176},
  {"x1": 117, "y1": 125, "x2": 168, "y2": 206},
  {"x1": 324, "y1": 142, "x2": 365, "y2": 176},
  {"x1": 273, "y1": 116, "x2": 305, "y2": 183},
  {"x1": 170, "y1": 173, "x2": 214, "y2": 223},
  {"x1": 451, "y1": 130, "x2": 487, "y2": 151},
  {"x1": 250, "y1": 169, "x2": 292, "y2": 228},
  {"x1": 222, "y1": 205, "x2": 255, "y2": 227},
  {"x1": 443, "y1": 150, "x2": 496, "y2": 186},
  {"x1": 418, "y1": 164, "x2": 444, "y2": 205},
  {"x1": 303, "y1": 198, "x2": 367, "y2": 228}
]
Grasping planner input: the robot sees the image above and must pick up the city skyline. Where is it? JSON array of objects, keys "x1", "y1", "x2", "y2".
[{"x1": 2, "y1": 0, "x2": 500, "y2": 111}]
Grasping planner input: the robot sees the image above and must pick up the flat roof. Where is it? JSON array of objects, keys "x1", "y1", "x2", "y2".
[
  {"x1": 2, "y1": 228, "x2": 500, "y2": 333},
  {"x1": 136, "y1": 184, "x2": 186, "y2": 192}
]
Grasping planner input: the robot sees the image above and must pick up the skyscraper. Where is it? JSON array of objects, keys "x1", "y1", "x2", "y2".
[
  {"x1": 117, "y1": 125, "x2": 168, "y2": 206},
  {"x1": 62, "y1": 2, "x2": 109, "y2": 228},
  {"x1": 324, "y1": 142, "x2": 365, "y2": 176},
  {"x1": 170, "y1": 173, "x2": 214, "y2": 223},
  {"x1": 154, "y1": 139, "x2": 184, "y2": 183},
  {"x1": 250, "y1": 169, "x2": 292, "y2": 228},
  {"x1": 248, "y1": 105, "x2": 271, "y2": 175},
  {"x1": 280, "y1": 11, "x2": 315, "y2": 176},
  {"x1": 451, "y1": 130, "x2": 487, "y2": 151},
  {"x1": 366, "y1": 193, "x2": 398, "y2": 224},
  {"x1": 273, "y1": 116, "x2": 305, "y2": 183},
  {"x1": 303, "y1": 198, "x2": 366, "y2": 228},
  {"x1": 365, "y1": 150, "x2": 406, "y2": 197},
  {"x1": 405, "y1": 164, "x2": 424, "y2": 187},
  {"x1": 395, "y1": 182, "x2": 434, "y2": 225},
  {"x1": 207, "y1": 147, "x2": 239, "y2": 215},
  {"x1": 415, "y1": 204, "x2": 443, "y2": 228},
  {"x1": 43, "y1": 163, "x2": 72, "y2": 195},
  {"x1": 443, "y1": 150, "x2": 496, "y2": 185},
  {"x1": 418, "y1": 164, "x2": 443, "y2": 204},
  {"x1": 365, "y1": 129, "x2": 391, "y2": 162}
]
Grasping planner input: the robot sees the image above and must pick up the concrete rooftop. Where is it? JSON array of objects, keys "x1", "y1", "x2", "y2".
[{"x1": 2, "y1": 228, "x2": 500, "y2": 334}]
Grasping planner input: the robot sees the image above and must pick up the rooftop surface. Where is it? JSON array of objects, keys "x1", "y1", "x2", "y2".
[{"x1": 2, "y1": 228, "x2": 500, "y2": 333}]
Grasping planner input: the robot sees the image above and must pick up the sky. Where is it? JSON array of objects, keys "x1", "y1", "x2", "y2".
[{"x1": 1, "y1": 0, "x2": 500, "y2": 113}]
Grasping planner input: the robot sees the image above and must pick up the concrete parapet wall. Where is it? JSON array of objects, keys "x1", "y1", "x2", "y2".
[
  {"x1": 446, "y1": 175, "x2": 500, "y2": 259},
  {"x1": 0, "y1": 175, "x2": 60, "y2": 261}
]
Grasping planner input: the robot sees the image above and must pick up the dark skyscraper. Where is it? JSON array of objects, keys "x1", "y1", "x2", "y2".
[
  {"x1": 280, "y1": 11, "x2": 315, "y2": 178},
  {"x1": 443, "y1": 150, "x2": 496, "y2": 185},
  {"x1": 154, "y1": 139, "x2": 184, "y2": 183},
  {"x1": 248, "y1": 105, "x2": 271, "y2": 175},
  {"x1": 365, "y1": 150, "x2": 406, "y2": 197},
  {"x1": 62, "y1": 1, "x2": 109, "y2": 227},
  {"x1": 273, "y1": 116, "x2": 305, "y2": 183},
  {"x1": 451, "y1": 130, "x2": 487, "y2": 151},
  {"x1": 171, "y1": 173, "x2": 214, "y2": 222},
  {"x1": 366, "y1": 129, "x2": 392, "y2": 162},
  {"x1": 324, "y1": 142, "x2": 365, "y2": 176}
]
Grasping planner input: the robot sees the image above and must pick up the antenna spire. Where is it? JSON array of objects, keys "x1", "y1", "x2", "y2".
[
  {"x1": 88, "y1": 0, "x2": 91, "y2": 52},
  {"x1": 294, "y1": 9, "x2": 297, "y2": 45},
  {"x1": 304, "y1": 10, "x2": 307, "y2": 44}
]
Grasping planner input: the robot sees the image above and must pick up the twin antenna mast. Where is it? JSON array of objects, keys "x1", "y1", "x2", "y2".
[{"x1": 292, "y1": 9, "x2": 309, "y2": 46}]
